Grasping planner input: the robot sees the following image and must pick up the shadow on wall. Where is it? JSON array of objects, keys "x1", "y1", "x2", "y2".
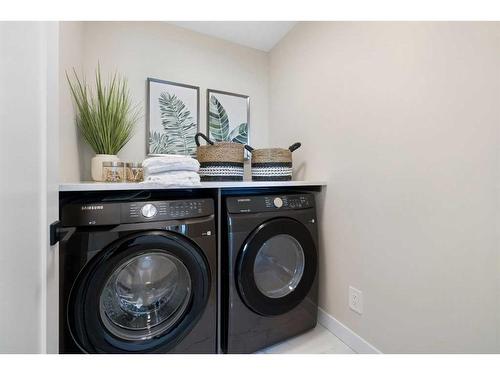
[
  {"x1": 314, "y1": 186, "x2": 328, "y2": 322},
  {"x1": 294, "y1": 161, "x2": 307, "y2": 181},
  {"x1": 77, "y1": 132, "x2": 92, "y2": 181}
]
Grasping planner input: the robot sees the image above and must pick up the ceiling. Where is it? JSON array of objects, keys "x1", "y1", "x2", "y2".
[{"x1": 168, "y1": 21, "x2": 297, "y2": 52}]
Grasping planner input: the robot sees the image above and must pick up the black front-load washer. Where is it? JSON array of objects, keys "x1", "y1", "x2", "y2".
[
  {"x1": 223, "y1": 193, "x2": 319, "y2": 353},
  {"x1": 59, "y1": 198, "x2": 216, "y2": 354}
]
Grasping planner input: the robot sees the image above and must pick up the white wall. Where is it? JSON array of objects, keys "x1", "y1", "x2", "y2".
[
  {"x1": 60, "y1": 22, "x2": 270, "y2": 181},
  {"x1": 270, "y1": 22, "x2": 500, "y2": 353},
  {"x1": 0, "y1": 21, "x2": 59, "y2": 353}
]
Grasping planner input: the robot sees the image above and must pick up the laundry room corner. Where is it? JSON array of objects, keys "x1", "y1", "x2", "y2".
[{"x1": 1, "y1": 4, "x2": 500, "y2": 373}]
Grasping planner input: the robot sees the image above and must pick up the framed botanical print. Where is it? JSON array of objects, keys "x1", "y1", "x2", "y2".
[
  {"x1": 146, "y1": 78, "x2": 199, "y2": 156},
  {"x1": 207, "y1": 89, "x2": 250, "y2": 147}
]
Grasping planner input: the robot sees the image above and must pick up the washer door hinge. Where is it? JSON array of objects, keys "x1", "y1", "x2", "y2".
[{"x1": 50, "y1": 220, "x2": 74, "y2": 246}]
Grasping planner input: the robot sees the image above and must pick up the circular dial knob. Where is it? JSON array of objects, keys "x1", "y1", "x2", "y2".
[
  {"x1": 141, "y1": 203, "x2": 157, "y2": 218},
  {"x1": 273, "y1": 197, "x2": 283, "y2": 208}
]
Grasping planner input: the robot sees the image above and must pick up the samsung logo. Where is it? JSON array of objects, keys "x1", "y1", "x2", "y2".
[
  {"x1": 237, "y1": 199, "x2": 251, "y2": 202},
  {"x1": 81, "y1": 205, "x2": 104, "y2": 211}
]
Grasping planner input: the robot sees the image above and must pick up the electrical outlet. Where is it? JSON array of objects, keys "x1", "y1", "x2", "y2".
[{"x1": 349, "y1": 286, "x2": 363, "y2": 314}]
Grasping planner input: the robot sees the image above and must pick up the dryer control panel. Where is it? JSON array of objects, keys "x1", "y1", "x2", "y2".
[
  {"x1": 62, "y1": 198, "x2": 214, "y2": 226},
  {"x1": 226, "y1": 193, "x2": 314, "y2": 213}
]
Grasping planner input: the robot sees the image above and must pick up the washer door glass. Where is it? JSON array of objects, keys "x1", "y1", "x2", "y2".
[
  {"x1": 99, "y1": 252, "x2": 191, "y2": 341},
  {"x1": 253, "y1": 234, "x2": 305, "y2": 299}
]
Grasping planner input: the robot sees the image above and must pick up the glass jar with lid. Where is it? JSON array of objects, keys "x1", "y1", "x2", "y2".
[
  {"x1": 125, "y1": 162, "x2": 144, "y2": 182},
  {"x1": 102, "y1": 161, "x2": 125, "y2": 183}
]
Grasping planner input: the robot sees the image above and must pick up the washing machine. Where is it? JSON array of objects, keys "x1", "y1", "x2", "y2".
[
  {"x1": 223, "y1": 193, "x2": 319, "y2": 353},
  {"x1": 59, "y1": 197, "x2": 216, "y2": 353}
]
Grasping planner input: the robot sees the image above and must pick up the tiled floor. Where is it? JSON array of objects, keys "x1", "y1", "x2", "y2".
[{"x1": 258, "y1": 323, "x2": 356, "y2": 354}]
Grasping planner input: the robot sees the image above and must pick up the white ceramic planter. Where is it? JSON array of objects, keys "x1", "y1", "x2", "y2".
[{"x1": 91, "y1": 154, "x2": 119, "y2": 181}]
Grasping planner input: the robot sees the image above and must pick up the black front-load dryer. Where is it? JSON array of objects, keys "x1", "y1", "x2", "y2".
[
  {"x1": 59, "y1": 198, "x2": 216, "y2": 354},
  {"x1": 223, "y1": 193, "x2": 319, "y2": 353}
]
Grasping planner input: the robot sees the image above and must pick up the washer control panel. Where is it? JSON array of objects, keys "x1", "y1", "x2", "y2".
[
  {"x1": 226, "y1": 194, "x2": 314, "y2": 213},
  {"x1": 61, "y1": 198, "x2": 214, "y2": 226},
  {"x1": 124, "y1": 199, "x2": 213, "y2": 222}
]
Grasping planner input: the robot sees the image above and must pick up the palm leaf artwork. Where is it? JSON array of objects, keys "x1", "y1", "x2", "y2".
[
  {"x1": 149, "y1": 131, "x2": 169, "y2": 154},
  {"x1": 152, "y1": 92, "x2": 197, "y2": 156},
  {"x1": 228, "y1": 123, "x2": 248, "y2": 144},
  {"x1": 208, "y1": 96, "x2": 230, "y2": 142},
  {"x1": 209, "y1": 95, "x2": 248, "y2": 145}
]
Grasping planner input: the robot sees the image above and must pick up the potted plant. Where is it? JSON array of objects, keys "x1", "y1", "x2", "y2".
[{"x1": 67, "y1": 65, "x2": 140, "y2": 181}]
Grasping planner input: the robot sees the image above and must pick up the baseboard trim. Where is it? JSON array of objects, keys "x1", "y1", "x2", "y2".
[{"x1": 317, "y1": 308, "x2": 382, "y2": 354}]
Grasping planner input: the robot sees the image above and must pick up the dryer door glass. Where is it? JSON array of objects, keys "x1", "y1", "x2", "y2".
[
  {"x1": 99, "y1": 252, "x2": 191, "y2": 341},
  {"x1": 253, "y1": 234, "x2": 305, "y2": 298}
]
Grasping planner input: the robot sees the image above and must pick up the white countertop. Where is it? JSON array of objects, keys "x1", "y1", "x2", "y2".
[{"x1": 59, "y1": 180, "x2": 327, "y2": 192}]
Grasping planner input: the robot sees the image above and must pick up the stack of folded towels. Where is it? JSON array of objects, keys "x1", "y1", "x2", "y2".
[{"x1": 141, "y1": 155, "x2": 201, "y2": 186}]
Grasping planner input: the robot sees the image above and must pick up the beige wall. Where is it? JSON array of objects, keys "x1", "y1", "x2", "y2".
[
  {"x1": 270, "y1": 22, "x2": 500, "y2": 353},
  {"x1": 59, "y1": 22, "x2": 269, "y2": 181},
  {"x1": 59, "y1": 22, "x2": 84, "y2": 182}
]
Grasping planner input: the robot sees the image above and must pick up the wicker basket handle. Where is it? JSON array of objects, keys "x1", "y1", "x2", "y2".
[
  {"x1": 289, "y1": 142, "x2": 302, "y2": 152},
  {"x1": 195, "y1": 132, "x2": 214, "y2": 146}
]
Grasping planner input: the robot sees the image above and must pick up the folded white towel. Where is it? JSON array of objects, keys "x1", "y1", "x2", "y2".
[
  {"x1": 143, "y1": 155, "x2": 199, "y2": 175},
  {"x1": 141, "y1": 170, "x2": 201, "y2": 187}
]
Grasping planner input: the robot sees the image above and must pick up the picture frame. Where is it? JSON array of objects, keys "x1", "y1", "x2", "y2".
[
  {"x1": 206, "y1": 89, "x2": 250, "y2": 153},
  {"x1": 146, "y1": 78, "x2": 200, "y2": 156}
]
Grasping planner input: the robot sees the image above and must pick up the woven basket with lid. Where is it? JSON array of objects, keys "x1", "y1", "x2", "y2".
[{"x1": 195, "y1": 133, "x2": 247, "y2": 181}]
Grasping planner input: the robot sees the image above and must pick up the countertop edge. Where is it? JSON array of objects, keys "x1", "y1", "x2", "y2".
[{"x1": 59, "y1": 181, "x2": 327, "y2": 192}]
